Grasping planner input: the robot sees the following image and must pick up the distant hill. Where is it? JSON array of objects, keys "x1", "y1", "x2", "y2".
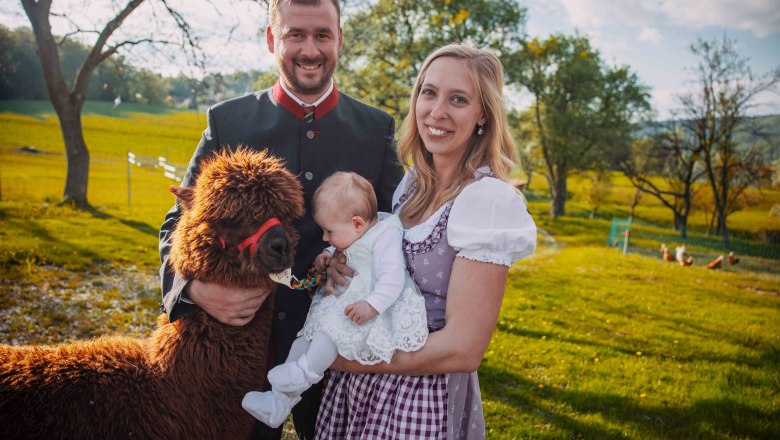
[{"x1": 639, "y1": 114, "x2": 780, "y2": 162}]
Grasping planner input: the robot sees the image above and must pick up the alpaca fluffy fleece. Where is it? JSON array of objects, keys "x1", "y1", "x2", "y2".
[{"x1": 0, "y1": 147, "x2": 303, "y2": 439}]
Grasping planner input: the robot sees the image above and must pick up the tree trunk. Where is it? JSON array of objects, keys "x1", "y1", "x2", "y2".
[
  {"x1": 717, "y1": 210, "x2": 729, "y2": 248},
  {"x1": 57, "y1": 104, "x2": 90, "y2": 206},
  {"x1": 22, "y1": 0, "x2": 88, "y2": 206},
  {"x1": 674, "y1": 213, "x2": 688, "y2": 240},
  {"x1": 628, "y1": 188, "x2": 641, "y2": 221},
  {"x1": 550, "y1": 172, "x2": 567, "y2": 219},
  {"x1": 21, "y1": 0, "x2": 146, "y2": 208}
]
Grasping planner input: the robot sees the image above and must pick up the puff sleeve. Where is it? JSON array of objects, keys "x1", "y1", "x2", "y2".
[{"x1": 448, "y1": 177, "x2": 537, "y2": 266}]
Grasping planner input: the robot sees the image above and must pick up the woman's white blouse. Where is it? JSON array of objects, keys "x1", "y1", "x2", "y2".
[{"x1": 392, "y1": 168, "x2": 537, "y2": 267}]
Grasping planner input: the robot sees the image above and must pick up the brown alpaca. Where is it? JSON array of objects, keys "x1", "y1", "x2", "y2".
[{"x1": 0, "y1": 148, "x2": 303, "y2": 439}]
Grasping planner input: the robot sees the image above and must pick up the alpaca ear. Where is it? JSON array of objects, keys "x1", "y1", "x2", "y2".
[{"x1": 170, "y1": 185, "x2": 194, "y2": 211}]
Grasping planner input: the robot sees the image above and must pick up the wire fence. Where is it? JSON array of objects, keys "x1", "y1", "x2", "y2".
[
  {"x1": 608, "y1": 217, "x2": 780, "y2": 261},
  {"x1": 126, "y1": 152, "x2": 186, "y2": 207}
]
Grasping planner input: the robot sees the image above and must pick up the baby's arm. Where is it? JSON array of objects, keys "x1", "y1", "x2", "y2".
[{"x1": 344, "y1": 227, "x2": 405, "y2": 324}]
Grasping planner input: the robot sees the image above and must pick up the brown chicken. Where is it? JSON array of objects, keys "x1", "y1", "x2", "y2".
[
  {"x1": 706, "y1": 255, "x2": 723, "y2": 270},
  {"x1": 660, "y1": 243, "x2": 676, "y2": 262}
]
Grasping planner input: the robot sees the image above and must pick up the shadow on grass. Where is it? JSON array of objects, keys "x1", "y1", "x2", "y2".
[
  {"x1": 84, "y1": 205, "x2": 159, "y2": 237},
  {"x1": 582, "y1": 294, "x2": 780, "y2": 368},
  {"x1": 479, "y1": 363, "x2": 779, "y2": 439},
  {"x1": 2, "y1": 215, "x2": 104, "y2": 267}
]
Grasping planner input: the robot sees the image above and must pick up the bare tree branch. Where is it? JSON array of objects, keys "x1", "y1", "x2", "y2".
[{"x1": 72, "y1": 0, "x2": 146, "y2": 100}]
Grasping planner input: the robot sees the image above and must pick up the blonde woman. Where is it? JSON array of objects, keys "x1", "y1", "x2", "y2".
[{"x1": 318, "y1": 44, "x2": 537, "y2": 439}]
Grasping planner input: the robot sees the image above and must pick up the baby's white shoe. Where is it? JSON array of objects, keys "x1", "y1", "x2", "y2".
[
  {"x1": 242, "y1": 389, "x2": 301, "y2": 428},
  {"x1": 267, "y1": 354, "x2": 324, "y2": 395}
]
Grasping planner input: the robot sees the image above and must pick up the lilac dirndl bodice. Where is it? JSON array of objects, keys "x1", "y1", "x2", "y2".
[
  {"x1": 393, "y1": 192, "x2": 486, "y2": 440},
  {"x1": 402, "y1": 204, "x2": 455, "y2": 332}
]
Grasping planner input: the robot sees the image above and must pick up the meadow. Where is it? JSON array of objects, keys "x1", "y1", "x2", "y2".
[{"x1": 0, "y1": 100, "x2": 778, "y2": 439}]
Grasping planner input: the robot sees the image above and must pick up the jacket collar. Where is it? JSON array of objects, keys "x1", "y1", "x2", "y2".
[{"x1": 272, "y1": 80, "x2": 339, "y2": 121}]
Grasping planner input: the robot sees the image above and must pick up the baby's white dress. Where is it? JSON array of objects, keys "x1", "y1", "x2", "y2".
[{"x1": 298, "y1": 214, "x2": 428, "y2": 364}]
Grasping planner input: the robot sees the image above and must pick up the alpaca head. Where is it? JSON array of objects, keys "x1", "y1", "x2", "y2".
[{"x1": 168, "y1": 147, "x2": 303, "y2": 289}]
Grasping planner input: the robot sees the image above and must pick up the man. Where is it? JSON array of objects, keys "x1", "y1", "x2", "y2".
[{"x1": 158, "y1": 1, "x2": 403, "y2": 438}]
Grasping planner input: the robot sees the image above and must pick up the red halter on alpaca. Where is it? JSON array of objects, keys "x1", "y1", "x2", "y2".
[{"x1": 218, "y1": 217, "x2": 282, "y2": 256}]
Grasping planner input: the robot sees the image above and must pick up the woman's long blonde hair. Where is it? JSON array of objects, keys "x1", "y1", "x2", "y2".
[{"x1": 397, "y1": 44, "x2": 517, "y2": 224}]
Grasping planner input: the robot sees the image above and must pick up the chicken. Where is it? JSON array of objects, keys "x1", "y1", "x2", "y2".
[
  {"x1": 676, "y1": 245, "x2": 693, "y2": 266},
  {"x1": 706, "y1": 255, "x2": 723, "y2": 270},
  {"x1": 727, "y1": 251, "x2": 740, "y2": 265},
  {"x1": 660, "y1": 243, "x2": 676, "y2": 262}
]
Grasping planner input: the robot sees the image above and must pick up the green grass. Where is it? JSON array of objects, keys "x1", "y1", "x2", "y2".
[
  {"x1": 484, "y1": 246, "x2": 779, "y2": 439},
  {"x1": 1, "y1": 102, "x2": 778, "y2": 439}
]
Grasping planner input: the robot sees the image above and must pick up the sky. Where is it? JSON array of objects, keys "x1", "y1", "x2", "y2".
[
  {"x1": 1, "y1": 0, "x2": 778, "y2": 119},
  {"x1": 521, "y1": 0, "x2": 780, "y2": 119}
]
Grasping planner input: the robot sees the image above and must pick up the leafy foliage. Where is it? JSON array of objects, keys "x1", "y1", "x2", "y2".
[
  {"x1": 507, "y1": 34, "x2": 651, "y2": 218},
  {"x1": 337, "y1": 0, "x2": 526, "y2": 119}
]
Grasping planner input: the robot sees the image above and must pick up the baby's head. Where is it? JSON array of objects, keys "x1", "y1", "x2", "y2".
[{"x1": 312, "y1": 172, "x2": 378, "y2": 251}]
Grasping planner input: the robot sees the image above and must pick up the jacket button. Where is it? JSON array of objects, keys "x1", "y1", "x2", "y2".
[
  {"x1": 277, "y1": 312, "x2": 286, "y2": 320},
  {"x1": 306, "y1": 130, "x2": 315, "y2": 139},
  {"x1": 304, "y1": 171, "x2": 313, "y2": 181}
]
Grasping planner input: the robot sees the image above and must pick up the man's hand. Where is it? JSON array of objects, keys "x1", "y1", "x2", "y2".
[
  {"x1": 186, "y1": 279, "x2": 271, "y2": 326},
  {"x1": 344, "y1": 300, "x2": 378, "y2": 325},
  {"x1": 324, "y1": 250, "x2": 354, "y2": 295}
]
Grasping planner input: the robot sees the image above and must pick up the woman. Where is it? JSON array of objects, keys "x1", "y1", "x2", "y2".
[{"x1": 317, "y1": 44, "x2": 537, "y2": 439}]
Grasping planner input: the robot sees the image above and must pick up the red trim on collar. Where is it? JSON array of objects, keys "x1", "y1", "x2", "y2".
[
  {"x1": 272, "y1": 80, "x2": 339, "y2": 121},
  {"x1": 315, "y1": 84, "x2": 338, "y2": 119}
]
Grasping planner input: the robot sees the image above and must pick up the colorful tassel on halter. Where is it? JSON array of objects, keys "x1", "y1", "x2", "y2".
[{"x1": 290, "y1": 267, "x2": 324, "y2": 291}]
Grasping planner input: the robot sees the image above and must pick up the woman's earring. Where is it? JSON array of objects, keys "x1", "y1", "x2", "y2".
[{"x1": 477, "y1": 124, "x2": 484, "y2": 136}]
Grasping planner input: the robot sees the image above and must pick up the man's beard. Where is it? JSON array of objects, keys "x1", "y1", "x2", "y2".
[{"x1": 282, "y1": 57, "x2": 336, "y2": 96}]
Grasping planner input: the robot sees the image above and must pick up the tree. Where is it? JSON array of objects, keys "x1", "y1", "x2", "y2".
[
  {"x1": 338, "y1": 0, "x2": 526, "y2": 119},
  {"x1": 772, "y1": 158, "x2": 780, "y2": 189},
  {"x1": 20, "y1": 0, "x2": 202, "y2": 207},
  {"x1": 677, "y1": 36, "x2": 779, "y2": 247},
  {"x1": 579, "y1": 169, "x2": 612, "y2": 219},
  {"x1": 622, "y1": 127, "x2": 705, "y2": 239},
  {"x1": 508, "y1": 34, "x2": 650, "y2": 219},
  {"x1": 0, "y1": 25, "x2": 47, "y2": 99},
  {"x1": 508, "y1": 108, "x2": 542, "y2": 189}
]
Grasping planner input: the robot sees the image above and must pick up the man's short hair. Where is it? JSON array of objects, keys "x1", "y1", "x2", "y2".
[{"x1": 268, "y1": 0, "x2": 341, "y2": 31}]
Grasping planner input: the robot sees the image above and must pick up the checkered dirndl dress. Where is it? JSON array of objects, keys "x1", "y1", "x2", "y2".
[{"x1": 316, "y1": 184, "x2": 487, "y2": 440}]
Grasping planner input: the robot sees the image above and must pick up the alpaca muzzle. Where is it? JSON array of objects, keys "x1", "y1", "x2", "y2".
[{"x1": 217, "y1": 217, "x2": 281, "y2": 256}]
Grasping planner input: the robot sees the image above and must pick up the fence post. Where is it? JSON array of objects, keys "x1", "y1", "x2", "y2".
[{"x1": 127, "y1": 151, "x2": 135, "y2": 208}]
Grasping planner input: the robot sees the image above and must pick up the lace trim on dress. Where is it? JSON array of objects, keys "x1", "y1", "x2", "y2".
[
  {"x1": 456, "y1": 247, "x2": 513, "y2": 267},
  {"x1": 402, "y1": 204, "x2": 451, "y2": 256}
]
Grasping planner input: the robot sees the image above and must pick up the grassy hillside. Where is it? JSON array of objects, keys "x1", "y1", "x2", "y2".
[
  {"x1": 1, "y1": 102, "x2": 778, "y2": 439},
  {"x1": 486, "y1": 245, "x2": 779, "y2": 439}
]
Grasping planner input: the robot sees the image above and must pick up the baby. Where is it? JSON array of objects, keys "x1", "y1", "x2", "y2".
[{"x1": 243, "y1": 171, "x2": 428, "y2": 428}]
